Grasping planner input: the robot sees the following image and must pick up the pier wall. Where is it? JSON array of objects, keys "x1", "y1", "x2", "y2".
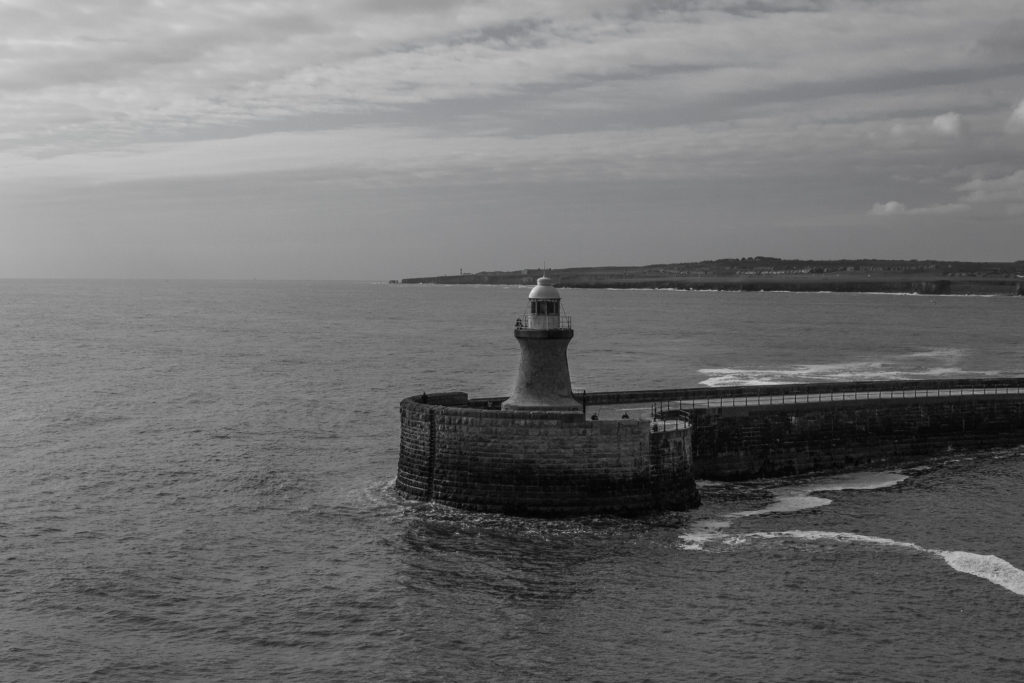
[
  {"x1": 397, "y1": 393, "x2": 698, "y2": 516},
  {"x1": 688, "y1": 395, "x2": 1024, "y2": 480},
  {"x1": 565, "y1": 379, "x2": 1024, "y2": 480},
  {"x1": 398, "y1": 379, "x2": 1024, "y2": 516}
]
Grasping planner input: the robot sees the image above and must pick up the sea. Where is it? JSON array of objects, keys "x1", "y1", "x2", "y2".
[{"x1": 1, "y1": 279, "x2": 1023, "y2": 682}]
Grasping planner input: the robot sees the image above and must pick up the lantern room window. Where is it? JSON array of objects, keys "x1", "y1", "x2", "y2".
[{"x1": 531, "y1": 300, "x2": 560, "y2": 316}]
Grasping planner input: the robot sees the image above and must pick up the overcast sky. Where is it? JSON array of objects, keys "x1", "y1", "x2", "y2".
[{"x1": 2, "y1": 0, "x2": 1022, "y2": 279}]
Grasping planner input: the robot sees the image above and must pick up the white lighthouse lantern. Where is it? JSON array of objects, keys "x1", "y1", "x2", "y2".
[{"x1": 524, "y1": 276, "x2": 566, "y2": 330}]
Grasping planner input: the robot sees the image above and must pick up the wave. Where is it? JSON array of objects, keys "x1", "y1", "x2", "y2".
[
  {"x1": 698, "y1": 348, "x2": 981, "y2": 386},
  {"x1": 747, "y1": 529, "x2": 919, "y2": 550},
  {"x1": 937, "y1": 551, "x2": 1024, "y2": 596},
  {"x1": 679, "y1": 472, "x2": 906, "y2": 548},
  {"x1": 680, "y1": 474, "x2": 1024, "y2": 597},
  {"x1": 905, "y1": 348, "x2": 963, "y2": 360},
  {"x1": 744, "y1": 532, "x2": 1024, "y2": 597}
]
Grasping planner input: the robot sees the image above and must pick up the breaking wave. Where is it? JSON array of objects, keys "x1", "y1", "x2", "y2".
[
  {"x1": 938, "y1": 551, "x2": 1024, "y2": 596},
  {"x1": 698, "y1": 348, "x2": 984, "y2": 386},
  {"x1": 680, "y1": 472, "x2": 906, "y2": 549},
  {"x1": 680, "y1": 472, "x2": 1024, "y2": 597},
  {"x1": 744, "y1": 531, "x2": 1024, "y2": 597}
]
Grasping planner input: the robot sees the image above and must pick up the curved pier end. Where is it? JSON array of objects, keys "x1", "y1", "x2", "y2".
[
  {"x1": 394, "y1": 278, "x2": 700, "y2": 516},
  {"x1": 397, "y1": 393, "x2": 700, "y2": 517}
]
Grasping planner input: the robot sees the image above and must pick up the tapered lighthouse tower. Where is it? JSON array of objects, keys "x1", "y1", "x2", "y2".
[{"x1": 502, "y1": 276, "x2": 581, "y2": 412}]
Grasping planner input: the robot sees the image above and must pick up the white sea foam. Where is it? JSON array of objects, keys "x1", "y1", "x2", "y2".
[
  {"x1": 698, "y1": 348, "x2": 972, "y2": 386},
  {"x1": 681, "y1": 498, "x2": 1024, "y2": 597},
  {"x1": 699, "y1": 373, "x2": 789, "y2": 387},
  {"x1": 906, "y1": 348, "x2": 963, "y2": 360},
  {"x1": 677, "y1": 519, "x2": 732, "y2": 550},
  {"x1": 699, "y1": 364, "x2": 970, "y2": 387},
  {"x1": 783, "y1": 471, "x2": 909, "y2": 492},
  {"x1": 731, "y1": 494, "x2": 833, "y2": 516},
  {"x1": 936, "y1": 551, "x2": 1024, "y2": 596},
  {"x1": 746, "y1": 529, "x2": 922, "y2": 551},
  {"x1": 745, "y1": 532, "x2": 1024, "y2": 597},
  {"x1": 679, "y1": 472, "x2": 907, "y2": 549},
  {"x1": 745, "y1": 472, "x2": 909, "y2": 518}
]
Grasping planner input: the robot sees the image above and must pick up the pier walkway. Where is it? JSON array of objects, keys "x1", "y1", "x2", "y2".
[
  {"x1": 571, "y1": 377, "x2": 1024, "y2": 479},
  {"x1": 671, "y1": 384, "x2": 1024, "y2": 410},
  {"x1": 576, "y1": 379, "x2": 1024, "y2": 432}
]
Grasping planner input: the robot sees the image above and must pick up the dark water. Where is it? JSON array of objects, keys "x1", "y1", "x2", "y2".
[{"x1": 1, "y1": 280, "x2": 1022, "y2": 681}]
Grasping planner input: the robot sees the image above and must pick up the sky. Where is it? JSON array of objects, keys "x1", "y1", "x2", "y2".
[{"x1": 1, "y1": 0, "x2": 1023, "y2": 279}]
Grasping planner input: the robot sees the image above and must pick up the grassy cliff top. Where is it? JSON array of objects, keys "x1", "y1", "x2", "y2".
[{"x1": 400, "y1": 257, "x2": 1024, "y2": 295}]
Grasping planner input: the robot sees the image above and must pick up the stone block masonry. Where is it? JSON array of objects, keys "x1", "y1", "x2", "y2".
[
  {"x1": 690, "y1": 394, "x2": 1024, "y2": 480},
  {"x1": 397, "y1": 393, "x2": 698, "y2": 516},
  {"x1": 397, "y1": 379, "x2": 1024, "y2": 516},
  {"x1": 573, "y1": 379, "x2": 1024, "y2": 481}
]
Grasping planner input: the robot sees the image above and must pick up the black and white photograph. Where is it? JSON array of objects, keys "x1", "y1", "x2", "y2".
[{"x1": 2, "y1": 1, "x2": 1023, "y2": 680}]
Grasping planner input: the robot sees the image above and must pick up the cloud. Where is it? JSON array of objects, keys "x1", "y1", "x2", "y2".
[
  {"x1": 3, "y1": 0, "x2": 1024, "y2": 256},
  {"x1": 871, "y1": 201, "x2": 908, "y2": 215},
  {"x1": 931, "y1": 112, "x2": 965, "y2": 137},
  {"x1": 0, "y1": 117, "x2": 869, "y2": 188},
  {"x1": 888, "y1": 111, "x2": 968, "y2": 143},
  {"x1": 875, "y1": 168, "x2": 1024, "y2": 217},
  {"x1": 1007, "y1": 99, "x2": 1024, "y2": 133},
  {"x1": 956, "y1": 169, "x2": 1024, "y2": 204},
  {"x1": 870, "y1": 201, "x2": 969, "y2": 216},
  {"x1": 0, "y1": 0, "x2": 1021, "y2": 158}
]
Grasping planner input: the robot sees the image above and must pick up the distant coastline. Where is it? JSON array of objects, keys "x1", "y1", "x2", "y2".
[{"x1": 399, "y1": 257, "x2": 1024, "y2": 296}]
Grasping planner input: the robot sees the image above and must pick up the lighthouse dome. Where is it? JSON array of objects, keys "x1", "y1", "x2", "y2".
[{"x1": 528, "y1": 276, "x2": 560, "y2": 300}]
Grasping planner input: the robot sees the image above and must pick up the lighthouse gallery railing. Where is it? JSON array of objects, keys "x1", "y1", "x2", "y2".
[{"x1": 515, "y1": 314, "x2": 572, "y2": 330}]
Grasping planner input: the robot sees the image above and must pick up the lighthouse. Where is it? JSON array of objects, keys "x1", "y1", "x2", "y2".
[
  {"x1": 502, "y1": 276, "x2": 581, "y2": 412},
  {"x1": 397, "y1": 273, "x2": 701, "y2": 515}
]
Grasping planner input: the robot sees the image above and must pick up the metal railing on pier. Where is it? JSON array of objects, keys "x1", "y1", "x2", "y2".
[
  {"x1": 650, "y1": 400, "x2": 691, "y2": 432},
  {"x1": 570, "y1": 378, "x2": 1024, "y2": 424},
  {"x1": 675, "y1": 383, "x2": 1024, "y2": 410}
]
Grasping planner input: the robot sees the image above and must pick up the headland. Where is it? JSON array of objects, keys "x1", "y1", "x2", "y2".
[{"x1": 400, "y1": 257, "x2": 1024, "y2": 296}]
